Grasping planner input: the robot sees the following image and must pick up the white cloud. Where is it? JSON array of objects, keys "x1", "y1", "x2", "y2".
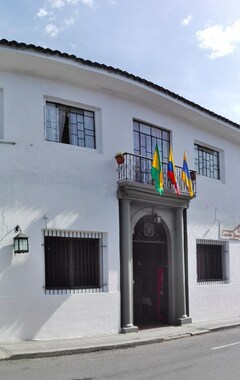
[
  {"x1": 66, "y1": 0, "x2": 81, "y2": 4},
  {"x1": 64, "y1": 17, "x2": 75, "y2": 26},
  {"x1": 49, "y1": 0, "x2": 95, "y2": 8},
  {"x1": 37, "y1": 0, "x2": 94, "y2": 38},
  {"x1": 49, "y1": 14, "x2": 57, "y2": 21},
  {"x1": 49, "y1": 0, "x2": 66, "y2": 9},
  {"x1": 36, "y1": 8, "x2": 49, "y2": 18},
  {"x1": 181, "y1": 14, "x2": 193, "y2": 26},
  {"x1": 45, "y1": 23, "x2": 61, "y2": 37},
  {"x1": 196, "y1": 20, "x2": 240, "y2": 59},
  {"x1": 80, "y1": 0, "x2": 95, "y2": 6}
]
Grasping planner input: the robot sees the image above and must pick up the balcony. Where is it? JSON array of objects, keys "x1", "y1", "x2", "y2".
[{"x1": 116, "y1": 153, "x2": 196, "y2": 198}]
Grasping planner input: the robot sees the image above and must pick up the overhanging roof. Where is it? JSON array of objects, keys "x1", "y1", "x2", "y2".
[{"x1": 0, "y1": 38, "x2": 240, "y2": 132}]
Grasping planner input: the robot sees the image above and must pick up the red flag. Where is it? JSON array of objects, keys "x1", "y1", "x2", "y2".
[{"x1": 167, "y1": 147, "x2": 180, "y2": 195}]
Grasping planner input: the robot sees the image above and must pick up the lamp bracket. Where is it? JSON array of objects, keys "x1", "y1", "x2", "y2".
[{"x1": 15, "y1": 225, "x2": 21, "y2": 233}]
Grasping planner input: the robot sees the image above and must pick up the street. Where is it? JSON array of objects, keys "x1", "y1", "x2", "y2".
[{"x1": 1, "y1": 327, "x2": 240, "y2": 379}]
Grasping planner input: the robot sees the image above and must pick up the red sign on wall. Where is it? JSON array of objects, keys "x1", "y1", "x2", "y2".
[{"x1": 222, "y1": 225, "x2": 240, "y2": 240}]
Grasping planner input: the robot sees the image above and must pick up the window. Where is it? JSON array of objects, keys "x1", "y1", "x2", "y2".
[
  {"x1": 196, "y1": 240, "x2": 228, "y2": 284},
  {"x1": 133, "y1": 120, "x2": 170, "y2": 184},
  {"x1": 45, "y1": 102, "x2": 95, "y2": 149},
  {"x1": 44, "y1": 230, "x2": 105, "y2": 294},
  {"x1": 194, "y1": 143, "x2": 220, "y2": 179},
  {"x1": 133, "y1": 120, "x2": 170, "y2": 161}
]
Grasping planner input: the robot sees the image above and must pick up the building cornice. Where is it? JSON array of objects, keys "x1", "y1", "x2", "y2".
[{"x1": 0, "y1": 38, "x2": 240, "y2": 132}]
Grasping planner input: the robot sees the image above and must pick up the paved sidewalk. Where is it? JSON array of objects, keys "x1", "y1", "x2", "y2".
[{"x1": 0, "y1": 317, "x2": 240, "y2": 361}]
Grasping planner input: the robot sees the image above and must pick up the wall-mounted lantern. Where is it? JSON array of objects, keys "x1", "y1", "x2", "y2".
[
  {"x1": 153, "y1": 213, "x2": 161, "y2": 224},
  {"x1": 152, "y1": 207, "x2": 161, "y2": 224},
  {"x1": 13, "y1": 225, "x2": 29, "y2": 254}
]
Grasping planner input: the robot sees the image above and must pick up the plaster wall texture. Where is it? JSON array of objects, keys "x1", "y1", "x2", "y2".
[
  {"x1": 0, "y1": 47, "x2": 240, "y2": 339},
  {"x1": 187, "y1": 129, "x2": 240, "y2": 320},
  {"x1": 0, "y1": 70, "x2": 123, "y2": 341}
]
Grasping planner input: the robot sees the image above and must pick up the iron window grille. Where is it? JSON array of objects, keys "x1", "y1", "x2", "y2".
[
  {"x1": 194, "y1": 143, "x2": 220, "y2": 179},
  {"x1": 196, "y1": 239, "x2": 228, "y2": 284},
  {"x1": 44, "y1": 102, "x2": 96, "y2": 149},
  {"x1": 44, "y1": 230, "x2": 105, "y2": 295}
]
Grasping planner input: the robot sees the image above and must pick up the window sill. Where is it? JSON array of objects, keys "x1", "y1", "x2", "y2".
[
  {"x1": 45, "y1": 288, "x2": 105, "y2": 295},
  {"x1": 44, "y1": 140, "x2": 99, "y2": 153},
  {"x1": 197, "y1": 280, "x2": 228, "y2": 285},
  {"x1": 0, "y1": 140, "x2": 16, "y2": 145}
]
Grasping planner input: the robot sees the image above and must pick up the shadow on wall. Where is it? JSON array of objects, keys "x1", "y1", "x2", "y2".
[
  {"x1": 0, "y1": 213, "x2": 73, "y2": 341},
  {"x1": 0, "y1": 244, "x2": 13, "y2": 274},
  {"x1": 0, "y1": 208, "x2": 116, "y2": 341},
  {"x1": 0, "y1": 291, "x2": 117, "y2": 341},
  {"x1": 0, "y1": 295, "x2": 75, "y2": 341}
]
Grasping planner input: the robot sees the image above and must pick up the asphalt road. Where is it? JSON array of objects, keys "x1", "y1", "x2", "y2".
[{"x1": 1, "y1": 327, "x2": 240, "y2": 380}]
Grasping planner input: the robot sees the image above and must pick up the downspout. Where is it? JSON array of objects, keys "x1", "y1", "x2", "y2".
[{"x1": 183, "y1": 208, "x2": 189, "y2": 317}]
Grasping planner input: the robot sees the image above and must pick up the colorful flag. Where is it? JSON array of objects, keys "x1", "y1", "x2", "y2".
[
  {"x1": 167, "y1": 147, "x2": 180, "y2": 195},
  {"x1": 182, "y1": 151, "x2": 194, "y2": 197},
  {"x1": 151, "y1": 144, "x2": 164, "y2": 195}
]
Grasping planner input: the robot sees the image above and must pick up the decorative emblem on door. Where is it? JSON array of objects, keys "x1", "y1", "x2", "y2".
[
  {"x1": 143, "y1": 218, "x2": 155, "y2": 238},
  {"x1": 133, "y1": 215, "x2": 167, "y2": 242}
]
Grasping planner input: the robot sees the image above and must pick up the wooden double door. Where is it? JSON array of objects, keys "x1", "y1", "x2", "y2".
[{"x1": 133, "y1": 217, "x2": 168, "y2": 328}]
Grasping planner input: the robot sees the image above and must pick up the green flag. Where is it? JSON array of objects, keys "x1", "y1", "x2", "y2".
[{"x1": 151, "y1": 144, "x2": 164, "y2": 195}]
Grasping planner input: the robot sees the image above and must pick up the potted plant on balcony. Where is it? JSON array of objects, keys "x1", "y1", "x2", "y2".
[
  {"x1": 190, "y1": 171, "x2": 196, "y2": 181},
  {"x1": 115, "y1": 152, "x2": 125, "y2": 165}
]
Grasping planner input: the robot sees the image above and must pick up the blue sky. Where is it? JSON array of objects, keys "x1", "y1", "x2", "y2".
[{"x1": 1, "y1": 0, "x2": 240, "y2": 123}]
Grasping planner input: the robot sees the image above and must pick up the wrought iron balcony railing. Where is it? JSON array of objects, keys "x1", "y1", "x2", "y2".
[{"x1": 116, "y1": 153, "x2": 196, "y2": 196}]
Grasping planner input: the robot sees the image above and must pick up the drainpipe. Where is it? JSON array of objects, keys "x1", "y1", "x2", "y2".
[{"x1": 183, "y1": 208, "x2": 189, "y2": 317}]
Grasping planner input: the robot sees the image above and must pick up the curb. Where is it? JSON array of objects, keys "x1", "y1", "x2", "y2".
[
  {"x1": 0, "y1": 331, "x2": 208, "y2": 361},
  {"x1": 206, "y1": 323, "x2": 240, "y2": 332},
  {"x1": 0, "y1": 335, "x2": 192, "y2": 361},
  {"x1": 1, "y1": 324, "x2": 240, "y2": 361}
]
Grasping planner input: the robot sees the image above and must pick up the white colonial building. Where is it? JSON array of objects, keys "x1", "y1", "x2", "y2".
[{"x1": 0, "y1": 39, "x2": 240, "y2": 342}]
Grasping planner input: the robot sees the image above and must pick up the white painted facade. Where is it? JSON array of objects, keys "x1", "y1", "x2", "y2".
[{"x1": 0, "y1": 41, "x2": 240, "y2": 341}]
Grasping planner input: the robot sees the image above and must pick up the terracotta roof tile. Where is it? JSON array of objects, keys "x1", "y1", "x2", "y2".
[{"x1": 1, "y1": 38, "x2": 239, "y2": 130}]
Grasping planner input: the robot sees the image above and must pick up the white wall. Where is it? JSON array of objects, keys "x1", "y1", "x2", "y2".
[
  {"x1": 187, "y1": 130, "x2": 240, "y2": 321},
  {"x1": 0, "y1": 47, "x2": 240, "y2": 340},
  {"x1": 0, "y1": 70, "x2": 123, "y2": 341}
]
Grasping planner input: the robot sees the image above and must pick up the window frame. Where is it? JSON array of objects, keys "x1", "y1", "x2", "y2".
[
  {"x1": 133, "y1": 119, "x2": 170, "y2": 162},
  {"x1": 194, "y1": 143, "x2": 220, "y2": 180},
  {"x1": 44, "y1": 101, "x2": 96, "y2": 149},
  {"x1": 196, "y1": 239, "x2": 228, "y2": 285},
  {"x1": 44, "y1": 230, "x2": 106, "y2": 295}
]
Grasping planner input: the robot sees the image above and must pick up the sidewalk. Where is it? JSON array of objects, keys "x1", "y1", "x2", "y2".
[{"x1": 0, "y1": 317, "x2": 240, "y2": 361}]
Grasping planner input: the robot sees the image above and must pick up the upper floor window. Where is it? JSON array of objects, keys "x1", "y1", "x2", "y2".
[
  {"x1": 194, "y1": 143, "x2": 220, "y2": 179},
  {"x1": 45, "y1": 102, "x2": 96, "y2": 149},
  {"x1": 133, "y1": 120, "x2": 170, "y2": 161}
]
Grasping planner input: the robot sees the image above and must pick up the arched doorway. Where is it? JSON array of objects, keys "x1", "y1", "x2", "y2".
[{"x1": 133, "y1": 214, "x2": 168, "y2": 328}]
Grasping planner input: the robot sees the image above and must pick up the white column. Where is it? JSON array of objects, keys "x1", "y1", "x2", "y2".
[
  {"x1": 120, "y1": 198, "x2": 138, "y2": 333},
  {"x1": 174, "y1": 207, "x2": 192, "y2": 325}
]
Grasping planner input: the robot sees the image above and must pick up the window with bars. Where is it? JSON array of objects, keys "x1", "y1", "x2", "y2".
[
  {"x1": 194, "y1": 143, "x2": 220, "y2": 179},
  {"x1": 133, "y1": 120, "x2": 170, "y2": 161},
  {"x1": 44, "y1": 101, "x2": 96, "y2": 149},
  {"x1": 196, "y1": 240, "x2": 228, "y2": 284},
  {"x1": 44, "y1": 231, "x2": 104, "y2": 293}
]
